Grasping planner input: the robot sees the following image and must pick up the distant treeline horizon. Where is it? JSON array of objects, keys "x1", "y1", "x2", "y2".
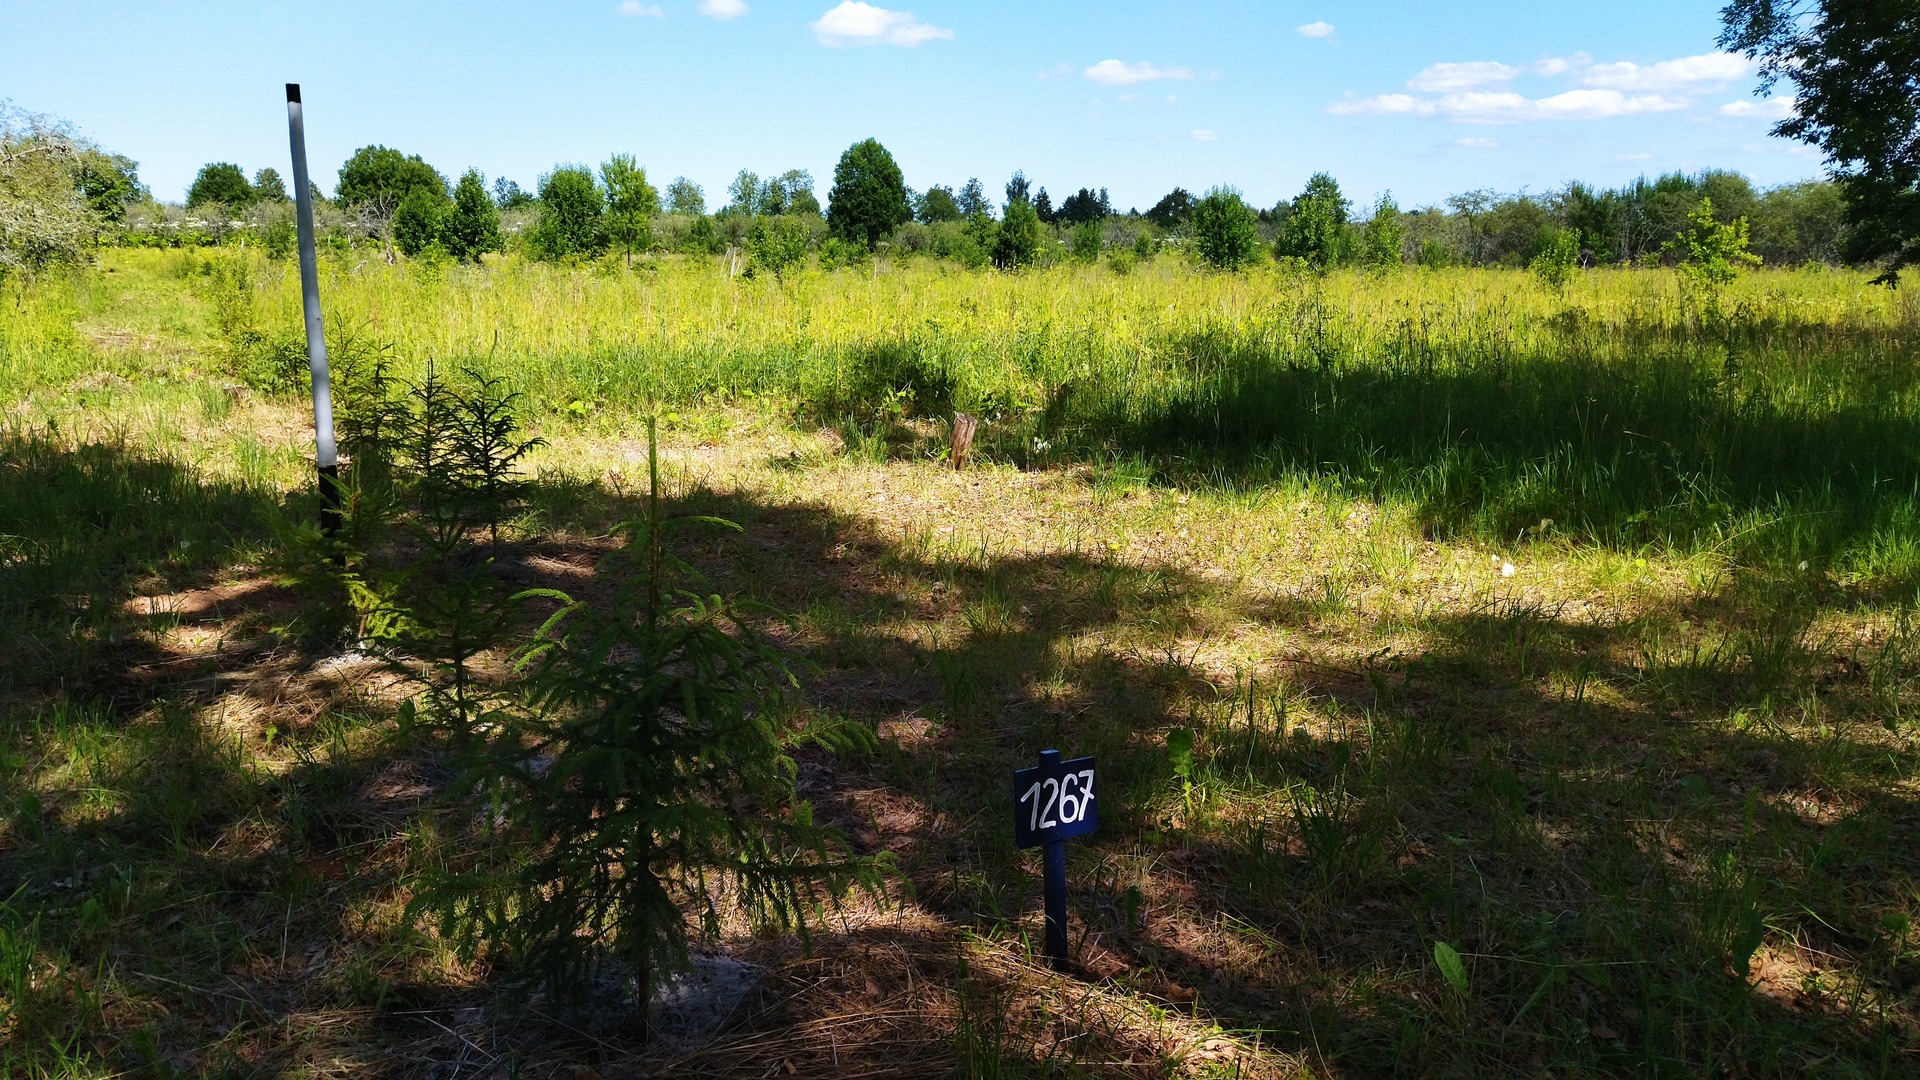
[{"x1": 98, "y1": 134, "x2": 1846, "y2": 270}]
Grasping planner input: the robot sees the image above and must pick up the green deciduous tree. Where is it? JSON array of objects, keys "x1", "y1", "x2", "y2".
[
  {"x1": 601, "y1": 154, "x2": 660, "y2": 264},
  {"x1": 1191, "y1": 186, "x2": 1262, "y2": 270},
  {"x1": 916, "y1": 185, "x2": 961, "y2": 223},
  {"x1": 1531, "y1": 227, "x2": 1580, "y2": 292},
  {"x1": 1666, "y1": 196, "x2": 1761, "y2": 317},
  {"x1": 75, "y1": 151, "x2": 144, "y2": 222},
  {"x1": 528, "y1": 165, "x2": 605, "y2": 260},
  {"x1": 0, "y1": 109, "x2": 97, "y2": 296},
  {"x1": 826, "y1": 138, "x2": 911, "y2": 248},
  {"x1": 336, "y1": 145, "x2": 445, "y2": 210},
  {"x1": 1277, "y1": 172, "x2": 1352, "y2": 271},
  {"x1": 187, "y1": 163, "x2": 253, "y2": 208},
  {"x1": 1721, "y1": 1, "x2": 1920, "y2": 280},
  {"x1": 1360, "y1": 192, "x2": 1404, "y2": 269},
  {"x1": 766, "y1": 170, "x2": 818, "y2": 216},
  {"x1": 727, "y1": 169, "x2": 763, "y2": 216},
  {"x1": 392, "y1": 187, "x2": 450, "y2": 257},
  {"x1": 445, "y1": 169, "x2": 503, "y2": 263},
  {"x1": 747, "y1": 214, "x2": 810, "y2": 281},
  {"x1": 664, "y1": 176, "x2": 705, "y2": 216}
]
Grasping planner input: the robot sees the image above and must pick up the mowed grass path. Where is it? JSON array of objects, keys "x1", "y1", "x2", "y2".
[{"x1": 0, "y1": 252, "x2": 1918, "y2": 1076}]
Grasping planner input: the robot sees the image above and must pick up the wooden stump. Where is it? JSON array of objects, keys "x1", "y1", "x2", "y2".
[{"x1": 950, "y1": 412, "x2": 979, "y2": 470}]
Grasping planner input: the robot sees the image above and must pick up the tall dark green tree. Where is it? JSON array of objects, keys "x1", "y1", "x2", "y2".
[
  {"x1": 445, "y1": 169, "x2": 503, "y2": 263},
  {"x1": 392, "y1": 187, "x2": 450, "y2": 256},
  {"x1": 1191, "y1": 187, "x2": 1262, "y2": 270},
  {"x1": 992, "y1": 195, "x2": 1042, "y2": 268},
  {"x1": 1058, "y1": 187, "x2": 1111, "y2": 225},
  {"x1": 1721, "y1": 1, "x2": 1920, "y2": 279},
  {"x1": 336, "y1": 145, "x2": 445, "y2": 209},
  {"x1": 528, "y1": 165, "x2": 605, "y2": 260},
  {"x1": 1147, "y1": 188, "x2": 1195, "y2": 229},
  {"x1": 186, "y1": 163, "x2": 253, "y2": 208},
  {"x1": 826, "y1": 138, "x2": 911, "y2": 248}
]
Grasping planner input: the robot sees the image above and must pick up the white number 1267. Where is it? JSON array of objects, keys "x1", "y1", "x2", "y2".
[{"x1": 1022, "y1": 769, "x2": 1095, "y2": 831}]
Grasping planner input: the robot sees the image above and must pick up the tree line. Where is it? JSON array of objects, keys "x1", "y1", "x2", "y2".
[
  {"x1": 0, "y1": 99, "x2": 1892, "y2": 296},
  {"x1": 157, "y1": 136, "x2": 1855, "y2": 274}
]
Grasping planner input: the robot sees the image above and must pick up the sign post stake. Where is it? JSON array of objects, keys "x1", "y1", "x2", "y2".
[
  {"x1": 1041, "y1": 792, "x2": 1069, "y2": 968},
  {"x1": 284, "y1": 83, "x2": 340, "y2": 537},
  {"x1": 1014, "y1": 747, "x2": 1097, "y2": 975}
]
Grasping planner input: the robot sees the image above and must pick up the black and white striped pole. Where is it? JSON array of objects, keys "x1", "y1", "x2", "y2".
[{"x1": 285, "y1": 83, "x2": 340, "y2": 537}]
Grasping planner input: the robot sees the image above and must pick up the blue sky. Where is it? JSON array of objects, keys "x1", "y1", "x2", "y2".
[{"x1": 3, "y1": 1, "x2": 1818, "y2": 211}]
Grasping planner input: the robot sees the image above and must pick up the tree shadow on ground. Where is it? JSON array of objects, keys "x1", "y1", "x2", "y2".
[
  {"x1": 1031, "y1": 334, "x2": 1920, "y2": 576},
  {"x1": 0, "y1": 433, "x2": 287, "y2": 704},
  {"x1": 5, "y1": 456, "x2": 1919, "y2": 1078}
]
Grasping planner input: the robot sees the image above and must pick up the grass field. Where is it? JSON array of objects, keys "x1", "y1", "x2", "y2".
[{"x1": 4, "y1": 248, "x2": 1920, "y2": 1077}]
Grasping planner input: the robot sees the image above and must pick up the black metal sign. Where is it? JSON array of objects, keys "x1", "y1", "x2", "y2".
[
  {"x1": 1014, "y1": 752, "x2": 1098, "y2": 848},
  {"x1": 1013, "y1": 749, "x2": 1096, "y2": 973}
]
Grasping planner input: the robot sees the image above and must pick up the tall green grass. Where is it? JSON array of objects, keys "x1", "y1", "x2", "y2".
[{"x1": 51, "y1": 250, "x2": 1920, "y2": 579}]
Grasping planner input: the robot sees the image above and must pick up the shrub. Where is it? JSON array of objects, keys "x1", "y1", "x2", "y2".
[
  {"x1": 1360, "y1": 192, "x2": 1404, "y2": 270},
  {"x1": 528, "y1": 165, "x2": 605, "y2": 260},
  {"x1": 1531, "y1": 227, "x2": 1580, "y2": 292},
  {"x1": 819, "y1": 235, "x2": 869, "y2": 270},
  {"x1": 444, "y1": 169, "x2": 502, "y2": 263},
  {"x1": 1191, "y1": 187, "x2": 1262, "y2": 270},
  {"x1": 993, "y1": 198, "x2": 1042, "y2": 269},
  {"x1": 747, "y1": 214, "x2": 810, "y2": 281},
  {"x1": 392, "y1": 188, "x2": 450, "y2": 257},
  {"x1": 1667, "y1": 196, "x2": 1761, "y2": 316},
  {"x1": 1070, "y1": 221, "x2": 1102, "y2": 262},
  {"x1": 680, "y1": 214, "x2": 724, "y2": 255},
  {"x1": 1276, "y1": 173, "x2": 1353, "y2": 271}
]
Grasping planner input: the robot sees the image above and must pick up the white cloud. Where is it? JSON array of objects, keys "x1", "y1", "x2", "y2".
[
  {"x1": 1578, "y1": 52, "x2": 1749, "y2": 92},
  {"x1": 1719, "y1": 96, "x2": 1796, "y2": 120},
  {"x1": 1616, "y1": 153, "x2": 1652, "y2": 162},
  {"x1": 1192, "y1": 129, "x2": 1218, "y2": 141},
  {"x1": 1038, "y1": 62, "x2": 1073, "y2": 81},
  {"x1": 1533, "y1": 52, "x2": 1591, "y2": 77},
  {"x1": 1083, "y1": 60, "x2": 1195, "y2": 86},
  {"x1": 1457, "y1": 137, "x2": 1498, "y2": 149},
  {"x1": 619, "y1": 0, "x2": 664, "y2": 15},
  {"x1": 811, "y1": 1, "x2": 951, "y2": 45},
  {"x1": 1331, "y1": 88, "x2": 1688, "y2": 123},
  {"x1": 1531, "y1": 89, "x2": 1689, "y2": 120},
  {"x1": 1296, "y1": 21, "x2": 1335, "y2": 38},
  {"x1": 1408, "y1": 61, "x2": 1520, "y2": 92},
  {"x1": 1330, "y1": 93, "x2": 1431, "y2": 117},
  {"x1": 697, "y1": 0, "x2": 748, "y2": 18}
]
